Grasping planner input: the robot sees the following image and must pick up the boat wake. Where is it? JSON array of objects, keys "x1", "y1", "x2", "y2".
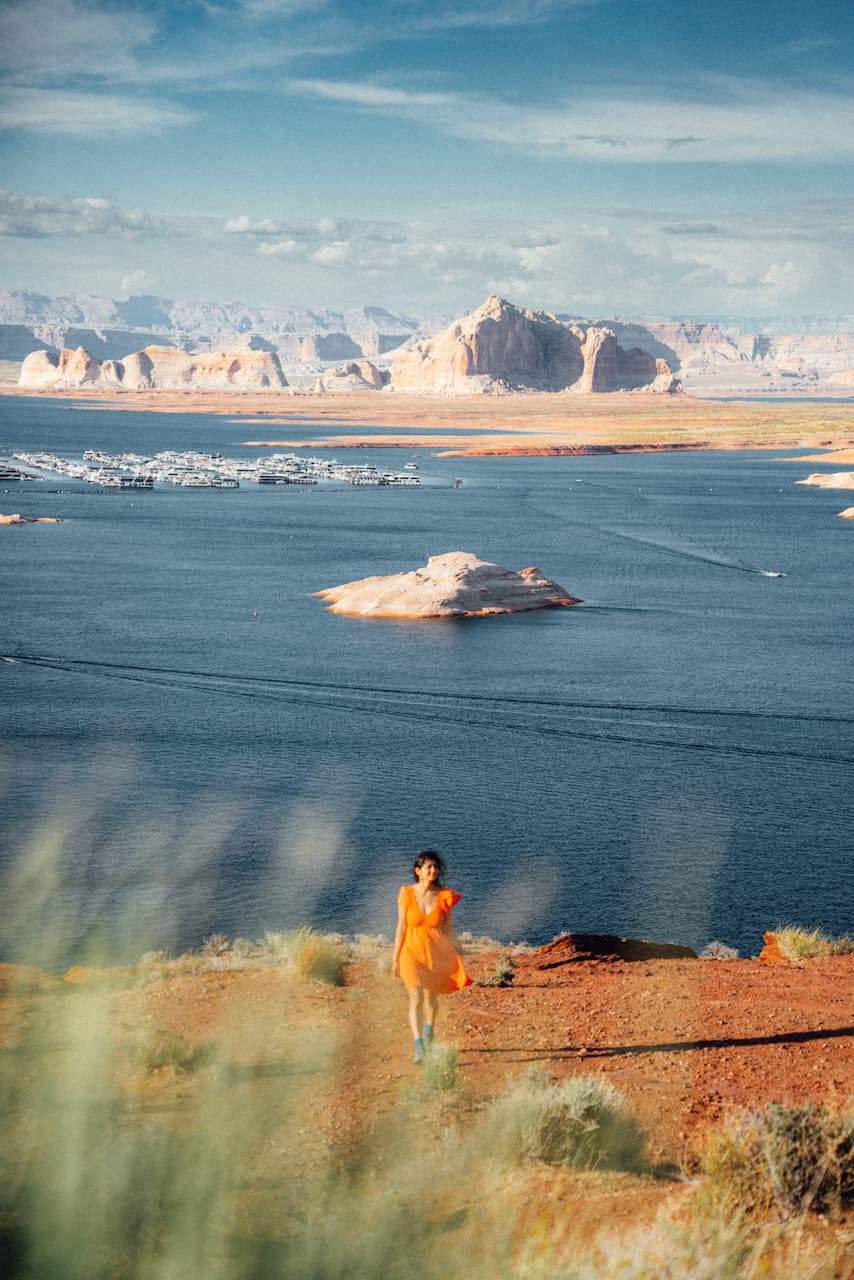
[
  {"x1": 600, "y1": 527, "x2": 785, "y2": 577},
  {"x1": 4, "y1": 653, "x2": 851, "y2": 768}
]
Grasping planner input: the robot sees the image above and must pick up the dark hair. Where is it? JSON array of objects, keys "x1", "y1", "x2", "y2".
[{"x1": 412, "y1": 850, "x2": 446, "y2": 884}]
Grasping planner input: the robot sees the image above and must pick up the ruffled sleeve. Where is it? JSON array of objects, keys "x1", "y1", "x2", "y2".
[
  {"x1": 398, "y1": 885, "x2": 410, "y2": 909},
  {"x1": 441, "y1": 889, "x2": 462, "y2": 910}
]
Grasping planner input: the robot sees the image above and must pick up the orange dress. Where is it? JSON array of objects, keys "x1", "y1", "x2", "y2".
[{"x1": 398, "y1": 885, "x2": 471, "y2": 993}]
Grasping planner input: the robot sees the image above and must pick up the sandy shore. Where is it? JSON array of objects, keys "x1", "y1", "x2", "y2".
[{"x1": 3, "y1": 385, "x2": 854, "y2": 457}]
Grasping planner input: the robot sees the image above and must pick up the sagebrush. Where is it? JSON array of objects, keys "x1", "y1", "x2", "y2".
[
  {"x1": 695, "y1": 1098, "x2": 854, "y2": 1218},
  {"x1": 773, "y1": 926, "x2": 854, "y2": 961},
  {"x1": 479, "y1": 1068, "x2": 645, "y2": 1172}
]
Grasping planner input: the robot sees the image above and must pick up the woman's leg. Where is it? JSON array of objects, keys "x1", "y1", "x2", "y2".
[
  {"x1": 424, "y1": 992, "x2": 439, "y2": 1039},
  {"x1": 407, "y1": 987, "x2": 425, "y2": 1040}
]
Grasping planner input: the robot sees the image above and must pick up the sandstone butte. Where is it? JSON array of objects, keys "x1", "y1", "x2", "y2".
[
  {"x1": 18, "y1": 345, "x2": 293, "y2": 392},
  {"x1": 795, "y1": 470, "x2": 854, "y2": 489},
  {"x1": 317, "y1": 359, "x2": 387, "y2": 392},
  {"x1": 315, "y1": 551, "x2": 581, "y2": 619},
  {"x1": 17, "y1": 296, "x2": 680, "y2": 397},
  {"x1": 389, "y1": 294, "x2": 680, "y2": 395}
]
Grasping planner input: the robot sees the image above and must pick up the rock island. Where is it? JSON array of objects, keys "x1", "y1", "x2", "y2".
[{"x1": 315, "y1": 551, "x2": 581, "y2": 619}]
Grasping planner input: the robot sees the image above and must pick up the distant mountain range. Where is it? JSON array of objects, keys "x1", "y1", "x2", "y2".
[
  {"x1": 0, "y1": 289, "x2": 433, "y2": 366},
  {"x1": 0, "y1": 289, "x2": 428, "y2": 336},
  {"x1": 4, "y1": 289, "x2": 854, "y2": 396}
]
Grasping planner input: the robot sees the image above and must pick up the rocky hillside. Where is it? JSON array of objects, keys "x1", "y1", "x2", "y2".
[
  {"x1": 5, "y1": 288, "x2": 854, "y2": 395},
  {"x1": 0, "y1": 290, "x2": 423, "y2": 369},
  {"x1": 19, "y1": 345, "x2": 291, "y2": 391},
  {"x1": 609, "y1": 320, "x2": 854, "y2": 394},
  {"x1": 390, "y1": 296, "x2": 678, "y2": 394}
]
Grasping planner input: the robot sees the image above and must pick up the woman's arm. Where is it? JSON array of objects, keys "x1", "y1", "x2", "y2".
[{"x1": 392, "y1": 896, "x2": 407, "y2": 976}]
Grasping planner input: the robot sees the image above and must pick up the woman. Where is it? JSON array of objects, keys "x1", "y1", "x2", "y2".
[{"x1": 392, "y1": 850, "x2": 471, "y2": 1062}]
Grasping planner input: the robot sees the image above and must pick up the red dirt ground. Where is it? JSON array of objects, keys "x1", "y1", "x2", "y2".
[{"x1": 2, "y1": 943, "x2": 852, "y2": 1272}]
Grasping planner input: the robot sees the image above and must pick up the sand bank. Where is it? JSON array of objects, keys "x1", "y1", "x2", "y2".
[{"x1": 3, "y1": 386, "x2": 854, "y2": 457}]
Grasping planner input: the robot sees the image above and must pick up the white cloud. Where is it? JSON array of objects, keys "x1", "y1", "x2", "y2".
[
  {"x1": 312, "y1": 241, "x2": 351, "y2": 265},
  {"x1": 233, "y1": 0, "x2": 593, "y2": 33},
  {"x1": 120, "y1": 268, "x2": 155, "y2": 292},
  {"x1": 0, "y1": 0, "x2": 155, "y2": 83},
  {"x1": 284, "y1": 76, "x2": 854, "y2": 164},
  {"x1": 0, "y1": 190, "x2": 164, "y2": 237},
  {"x1": 0, "y1": 87, "x2": 194, "y2": 135},
  {"x1": 761, "y1": 260, "x2": 806, "y2": 296},
  {"x1": 258, "y1": 238, "x2": 301, "y2": 256},
  {"x1": 4, "y1": 186, "x2": 854, "y2": 318},
  {"x1": 224, "y1": 215, "x2": 283, "y2": 234},
  {"x1": 416, "y1": 0, "x2": 598, "y2": 32},
  {"x1": 236, "y1": 0, "x2": 332, "y2": 17}
]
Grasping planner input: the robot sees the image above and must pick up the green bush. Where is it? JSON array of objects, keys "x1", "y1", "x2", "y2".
[
  {"x1": 421, "y1": 1042, "x2": 462, "y2": 1094},
  {"x1": 272, "y1": 927, "x2": 346, "y2": 985},
  {"x1": 474, "y1": 955, "x2": 517, "y2": 987},
  {"x1": 479, "y1": 1068, "x2": 645, "y2": 1172},
  {"x1": 696, "y1": 1098, "x2": 854, "y2": 1218},
  {"x1": 773, "y1": 926, "x2": 854, "y2": 961},
  {"x1": 130, "y1": 1031, "x2": 214, "y2": 1074}
]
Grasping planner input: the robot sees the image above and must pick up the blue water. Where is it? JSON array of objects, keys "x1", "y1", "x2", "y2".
[{"x1": 1, "y1": 396, "x2": 852, "y2": 964}]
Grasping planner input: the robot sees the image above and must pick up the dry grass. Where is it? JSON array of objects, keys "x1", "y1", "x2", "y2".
[
  {"x1": 773, "y1": 926, "x2": 854, "y2": 961},
  {"x1": 479, "y1": 1069, "x2": 646, "y2": 1173},
  {"x1": 693, "y1": 1098, "x2": 854, "y2": 1219},
  {"x1": 262, "y1": 927, "x2": 347, "y2": 985},
  {"x1": 473, "y1": 953, "x2": 518, "y2": 986},
  {"x1": 1, "y1": 965, "x2": 851, "y2": 1280},
  {"x1": 421, "y1": 1042, "x2": 463, "y2": 1094}
]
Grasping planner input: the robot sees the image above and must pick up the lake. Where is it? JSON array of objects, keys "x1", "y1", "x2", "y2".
[{"x1": 1, "y1": 395, "x2": 852, "y2": 964}]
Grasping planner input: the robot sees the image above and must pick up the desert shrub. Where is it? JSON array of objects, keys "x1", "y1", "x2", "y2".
[
  {"x1": 773, "y1": 926, "x2": 854, "y2": 961},
  {"x1": 455, "y1": 930, "x2": 511, "y2": 953},
  {"x1": 474, "y1": 954, "x2": 517, "y2": 987},
  {"x1": 137, "y1": 949, "x2": 169, "y2": 977},
  {"x1": 130, "y1": 1031, "x2": 214, "y2": 1074},
  {"x1": 259, "y1": 930, "x2": 290, "y2": 962},
  {"x1": 135, "y1": 950, "x2": 206, "y2": 983},
  {"x1": 701, "y1": 940, "x2": 739, "y2": 960},
  {"x1": 516, "y1": 1205, "x2": 753, "y2": 1280},
  {"x1": 479, "y1": 1069, "x2": 645, "y2": 1172},
  {"x1": 201, "y1": 933, "x2": 232, "y2": 958},
  {"x1": 267, "y1": 927, "x2": 346, "y2": 985},
  {"x1": 229, "y1": 937, "x2": 257, "y2": 959},
  {"x1": 695, "y1": 1098, "x2": 854, "y2": 1218},
  {"x1": 421, "y1": 1042, "x2": 462, "y2": 1094},
  {"x1": 352, "y1": 932, "x2": 388, "y2": 953}
]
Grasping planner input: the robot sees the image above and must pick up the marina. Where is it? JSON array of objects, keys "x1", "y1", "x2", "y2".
[{"x1": 9, "y1": 448, "x2": 422, "y2": 490}]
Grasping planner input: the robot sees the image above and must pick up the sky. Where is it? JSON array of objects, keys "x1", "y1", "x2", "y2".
[{"x1": 1, "y1": 0, "x2": 853, "y2": 320}]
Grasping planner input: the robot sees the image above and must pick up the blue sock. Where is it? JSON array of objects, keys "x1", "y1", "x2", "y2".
[
  {"x1": 424, "y1": 1024, "x2": 434, "y2": 1042},
  {"x1": 413, "y1": 1037, "x2": 425, "y2": 1063}
]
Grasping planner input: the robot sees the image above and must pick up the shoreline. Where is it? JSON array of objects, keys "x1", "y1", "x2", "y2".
[{"x1": 3, "y1": 385, "x2": 854, "y2": 458}]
